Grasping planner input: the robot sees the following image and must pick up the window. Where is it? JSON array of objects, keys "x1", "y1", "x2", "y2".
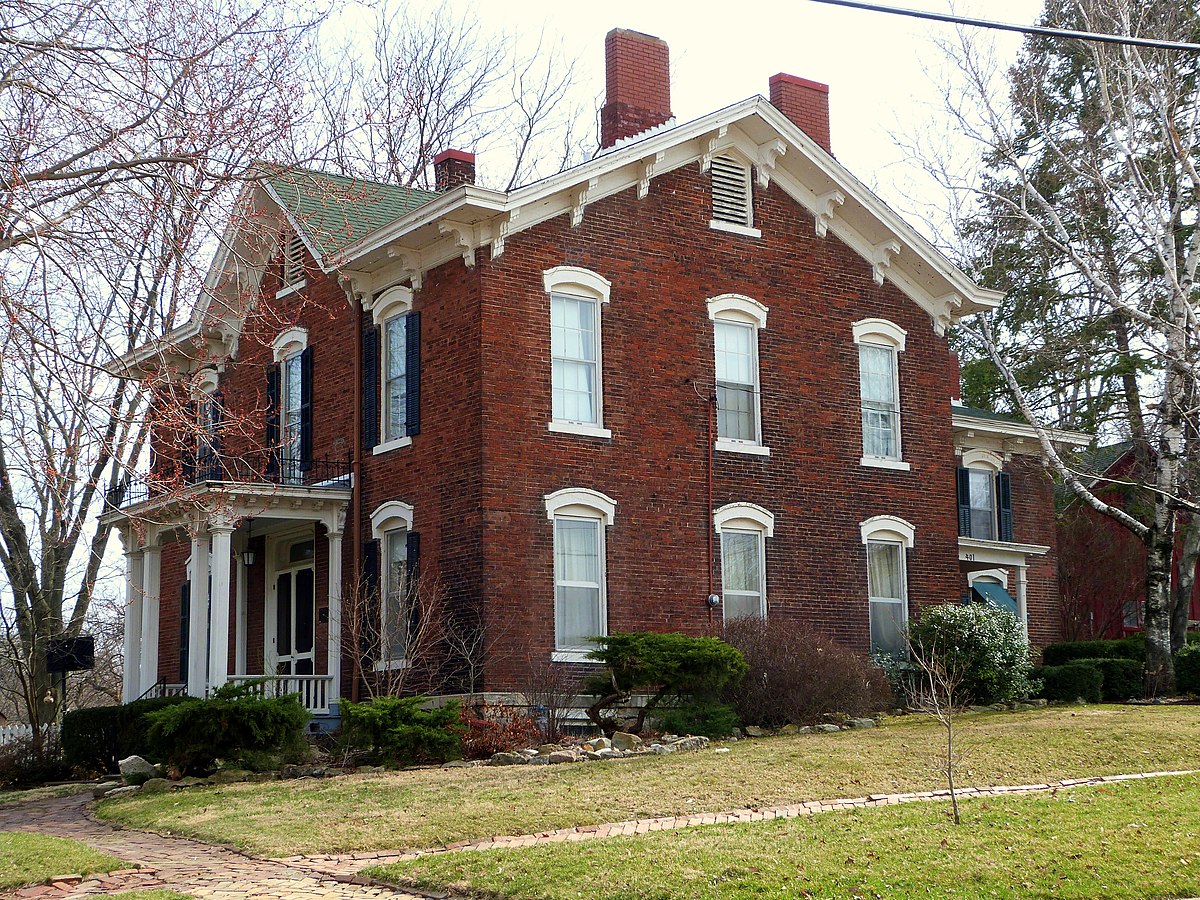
[
  {"x1": 370, "y1": 501, "x2": 417, "y2": 667},
  {"x1": 268, "y1": 328, "x2": 310, "y2": 482},
  {"x1": 708, "y1": 294, "x2": 769, "y2": 455},
  {"x1": 714, "y1": 502, "x2": 774, "y2": 622},
  {"x1": 543, "y1": 267, "x2": 611, "y2": 439},
  {"x1": 710, "y1": 155, "x2": 753, "y2": 228},
  {"x1": 280, "y1": 351, "x2": 303, "y2": 482},
  {"x1": 853, "y1": 319, "x2": 907, "y2": 469},
  {"x1": 860, "y1": 515, "x2": 915, "y2": 657},
  {"x1": 544, "y1": 488, "x2": 616, "y2": 660},
  {"x1": 956, "y1": 455, "x2": 1013, "y2": 542},
  {"x1": 383, "y1": 315, "x2": 408, "y2": 442},
  {"x1": 968, "y1": 469, "x2": 996, "y2": 541}
]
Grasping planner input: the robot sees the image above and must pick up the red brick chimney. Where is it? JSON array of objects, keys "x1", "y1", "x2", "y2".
[
  {"x1": 433, "y1": 149, "x2": 475, "y2": 191},
  {"x1": 769, "y1": 73, "x2": 831, "y2": 154},
  {"x1": 600, "y1": 29, "x2": 673, "y2": 149}
]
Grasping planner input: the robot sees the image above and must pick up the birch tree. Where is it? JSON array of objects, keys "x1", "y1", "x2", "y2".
[{"x1": 928, "y1": 0, "x2": 1198, "y2": 693}]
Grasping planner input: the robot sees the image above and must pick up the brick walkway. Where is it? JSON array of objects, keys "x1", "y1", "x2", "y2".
[
  {"x1": 2, "y1": 769, "x2": 1195, "y2": 896},
  {"x1": 0, "y1": 793, "x2": 428, "y2": 899},
  {"x1": 285, "y1": 768, "x2": 1198, "y2": 878}
]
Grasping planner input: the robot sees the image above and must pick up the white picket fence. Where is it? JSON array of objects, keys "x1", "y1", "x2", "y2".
[{"x1": 0, "y1": 723, "x2": 59, "y2": 746}]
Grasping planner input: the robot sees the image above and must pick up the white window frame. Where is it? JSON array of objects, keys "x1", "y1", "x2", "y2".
[
  {"x1": 961, "y1": 449, "x2": 1003, "y2": 541},
  {"x1": 370, "y1": 501, "x2": 415, "y2": 669},
  {"x1": 708, "y1": 294, "x2": 770, "y2": 456},
  {"x1": 279, "y1": 351, "x2": 303, "y2": 483},
  {"x1": 544, "y1": 488, "x2": 615, "y2": 661},
  {"x1": 714, "y1": 502, "x2": 774, "y2": 622},
  {"x1": 852, "y1": 318, "x2": 908, "y2": 471},
  {"x1": 544, "y1": 267, "x2": 612, "y2": 440},
  {"x1": 860, "y1": 515, "x2": 915, "y2": 657},
  {"x1": 370, "y1": 286, "x2": 416, "y2": 455}
]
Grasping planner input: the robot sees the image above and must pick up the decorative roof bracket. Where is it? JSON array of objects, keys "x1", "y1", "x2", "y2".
[
  {"x1": 492, "y1": 209, "x2": 520, "y2": 258},
  {"x1": 439, "y1": 222, "x2": 477, "y2": 269},
  {"x1": 699, "y1": 126, "x2": 731, "y2": 173},
  {"x1": 570, "y1": 178, "x2": 598, "y2": 228},
  {"x1": 638, "y1": 153, "x2": 665, "y2": 200},
  {"x1": 871, "y1": 239, "x2": 901, "y2": 285},
  {"x1": 386, "y1": 245, "x2": 425, "y2": 291},
  {"x1": 754, "y1": 139, "x2": 787, "y2": 189},
  {"x1": 814, "y1": 190, "x2": 845, "y2": 238}
]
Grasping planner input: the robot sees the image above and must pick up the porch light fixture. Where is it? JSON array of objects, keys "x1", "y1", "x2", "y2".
[{"x1": 241, "y1": 550, "x2": 256, "y2": 567}]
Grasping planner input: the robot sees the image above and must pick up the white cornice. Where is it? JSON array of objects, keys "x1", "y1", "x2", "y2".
[{"x1": 952, "y1": 411, "x2": 1090, "y2": 448}]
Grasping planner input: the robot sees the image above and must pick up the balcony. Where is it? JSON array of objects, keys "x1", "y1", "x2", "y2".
[{"x1": 107, "y1": 450, "x2": 352, "y2": 513}]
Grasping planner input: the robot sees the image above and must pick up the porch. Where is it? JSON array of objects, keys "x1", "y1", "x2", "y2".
[{"x1": 106, "y1": 454, "x2": 352, "y2": 719}]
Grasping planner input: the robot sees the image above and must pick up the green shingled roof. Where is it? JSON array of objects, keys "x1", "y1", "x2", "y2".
[{"x1": 265, "y1": 168, "x2": 439, "y2": 260}]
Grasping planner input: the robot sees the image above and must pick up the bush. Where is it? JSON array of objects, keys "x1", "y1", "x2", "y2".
[
  {"x1": 907, "y1": 604, "x2": 1036, "y2": 705},
  {"x1": 1041, "y1": 636, "x2": 1144, "y2": 665},
  {"x1": 1090, "y1": 657, "x2": 1143, "y2": 701},
  {"x1": 0, "y1": 731, "x2": 68, "y2": 788},
  {"x1": 584, "y1": 632, "x2": 748, "y2": 735},
  {"x1": 144, "y1": 682, "x2": 310, "y2": 774},
  {"x1": 341, "y1": 696, "x2": 464, "y2": 765},
  {"x1": 1033, "y1": 661, "x2": 1103, "y2": 703},
  {"x1": 1176, "y1": 645, "x2": 1200, "y2": 695},
  {"x1": 722, "y1": 618, "x2": 893, "y2": 728},
  {"x1": 459, "y1": 703, "x2": 541, "y2": 759},
  {"x1": 654, "y1": 698, "x2": 741, "y2": 739},
  {"x1": 61, "y1": 695, "x2": 191, "y2": 774}
]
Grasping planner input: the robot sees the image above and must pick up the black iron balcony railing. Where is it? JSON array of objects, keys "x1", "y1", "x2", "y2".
[{"x1": 107, "y1": 450, "x2": 352, "y2": 511}]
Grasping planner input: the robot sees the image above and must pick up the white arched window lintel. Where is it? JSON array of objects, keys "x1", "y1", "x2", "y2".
[
  {"x1": 859, "y1": 514, "x2": 916, "y2": 548},
  {"x1": 962, "y1": 448, "x2": 1004, "y2": 471},
  {"x1": 852, "y1": 318, "x2": 907, "y2": 351},
  {"x1": 543, "y1": 266, "x2": 612, "y2": 303},
  {"x1": 713, "y1": 501, "x2": 775, "y2": 537},
  {"x1": 271, "y1": 326, "x2": 309, "y2": 363},
  {"x1": 967, "y1": 568, "x2": 1010, "y2": 589},
  {"x1": 370, "y1": 500, "x2": 415, "y2": 538},
  {"x1": 371, "y1": 285, "x2": 415, "y2": 326},
  {"x1": 707, "y1": 293, "x2": 768, "y2": 329},
  {"x1": 544, "y1": 488, "x2": 616, "y2": 525}
]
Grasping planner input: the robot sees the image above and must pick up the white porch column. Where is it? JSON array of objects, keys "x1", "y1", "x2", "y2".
[
  {"x1": 188, "y1": 529, "x2": 211, "y2": 697},
  {"x1": 235, "y1": 536, "x2": 248, "y2": 677},
  {"x1": 121, "y1": 542, "x2": 144, "y2": 703},
  {"x1": 326, "y1": 527, "x2": 344, "y2": 711},
  {"x1": 139, "y1": 544, "x2": 162, "y2": 695},
  {"x1": 1017, "y1": 565, "x2": 1030, "y2": 639},
  {"x1": 208, "y1": 523, "x2": 234, "y2": 690}
]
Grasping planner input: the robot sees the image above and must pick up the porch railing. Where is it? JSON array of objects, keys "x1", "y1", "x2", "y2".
[
  {"x1": 136, "y1": 681, "x2": 187, "y2": 701},
  {"x1": 108, "y1": 451, "x2": 351, "y2": 511},
  {"x1": 226, "y1": 675, "x2": 333, "y2": 715}
]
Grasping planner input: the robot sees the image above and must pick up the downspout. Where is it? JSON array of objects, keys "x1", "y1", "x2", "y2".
[
  {"x1": 708, "y1": 391, "x2": 716, "y2": 634},
  {"x1": 348, "y1": 285, "x2": 363, "y2": 703}
]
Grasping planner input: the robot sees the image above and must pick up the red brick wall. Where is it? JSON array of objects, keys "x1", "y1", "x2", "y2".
[
  {"x1": 476, "y1": 163, "x2": 963, "y2": 690},
  {"x1": 156, "y1": 538, "x2": 188, "y2": 683}
]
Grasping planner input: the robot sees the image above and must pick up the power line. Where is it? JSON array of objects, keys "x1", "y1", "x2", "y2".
[{"x1": 807, "y1": 0, "x2": 1200, "y2": 52}]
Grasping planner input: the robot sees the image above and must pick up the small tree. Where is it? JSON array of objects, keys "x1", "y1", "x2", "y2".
[
  {"x1": 584, "y1": 632, "x2": 747, "y2": 736},
  {"x1": 907, "y1": 628, "x2": 970, "y2": 826}
]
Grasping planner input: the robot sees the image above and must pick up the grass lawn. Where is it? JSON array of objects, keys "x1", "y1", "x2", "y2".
[
  {"x1": 0, "y1": 832, "x2": 127, "y2": 890},
  {"x1": 0, "y1": 783, "x2": 90, "y2": 806},
  {"x1": 373, "y1": 774, "x2": 1200, "y2": 900},
  {"x1": 96, "y1": 705, "x2": 1200, "y2": 857}
]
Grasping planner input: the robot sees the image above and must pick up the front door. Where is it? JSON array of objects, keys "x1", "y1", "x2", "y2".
[{"x1": 273, "y1": 539, "x2": 315, "y2": 675}]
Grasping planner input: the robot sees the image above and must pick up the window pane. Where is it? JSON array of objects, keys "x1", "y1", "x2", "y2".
[
  {"x1": 858, "y1": 344, "x2": 895, "y2": 404},
  {"x1": 555, "y1": 519, "x2": 599, "y2": 583},
  {"x1": 556, "y1": 585, "x2": 601, "y2": 648},
  {"x1": 721, "y1": 531, "x2": 760, "y2": 593},
  {"x1": 552, "y1": 359, "x2": 596, "y2": 423},
  {"x1": 725, "y1": 591, "x2": 762, "y2": 620},
  {"x1": 551, "y1": 295, "x2": 595, "y2": 362},
  {"x1": 554, "y1": 518, "x2": 602, "y2": 650},
  {"x1": 969, "y1": 469, "x2": 996, "y2": 540},
  {"x1": 870, "y1": 599, "x2": 906, "y2": 656},
  {"x1": 714, "y1": 321, "x2": 753, "y2": 384},
  {"x1": 862, "y1": 408, "x2": 896, "y2": 458},
  {"x1": 867, "y1": 542, "x2": 903, "y2": 600},
  {"x1": 384, "y1": 530, "x2": 408, "y2": 659},
  {"x1": 716, "y1": 383, "x2": 755, "y2": 440}
]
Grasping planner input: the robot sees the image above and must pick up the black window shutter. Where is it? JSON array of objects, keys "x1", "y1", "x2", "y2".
[
  {"x1": 997, "y1": 471, "x2": 1014, "y2": 542},
  {"x1": 406, "y1": 531, "x2": 421, "y2": 633},
  {"x1": 362, "y1": 325, "x2": 379, "y2": 450},
  {"x1": 265, "y1": 363, "x2": 281, "y2": 476},
  {"x1": 406, "y1": 531, "x2": 420, "y2": 582},
  {"x1": 956, "y1": 466, "x2": 972, "y2": 537},
  {"x1": 178, "y1": 580, "x2": 191, "y2": 684},
  {"x1": 405, "y1": 311, "x2": 421, "y2": 436},
  {"x1": 299, "y1": 346, "x2": 314, "y2": 472},
  {"x1": 362, "y1": 539, "x2": 380, "y2": 599}
]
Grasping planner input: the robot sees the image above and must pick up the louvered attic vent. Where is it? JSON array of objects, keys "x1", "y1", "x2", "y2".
[
  {"x1": 282, "y1": 233, "x2": 306, "y2": 288},
  {"x1": 711, "y1": 155, "x2": 753, "y2": 227}
]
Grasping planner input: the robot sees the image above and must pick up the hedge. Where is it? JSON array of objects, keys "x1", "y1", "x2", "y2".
[
  {"x1": 61, "y1": 696, "x2": 190, "y2": 774},
  {"x1": 1032, "y1": 662, "x2": 1103, "y2": 703},
  {"x1": 1089, "y1": 658, "x2": 1143, "y2": 701},
  {"x1": 1177, "y1": 647, "x2": 1200, "y2": 695},
  {"x1": 1041, "y1": 636, "x2": 1144, "y2": 665}
]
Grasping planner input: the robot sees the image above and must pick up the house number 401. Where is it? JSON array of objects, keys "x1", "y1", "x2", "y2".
[{"x1": 963, "y1": 553, "x2": 976, "y2": 561}]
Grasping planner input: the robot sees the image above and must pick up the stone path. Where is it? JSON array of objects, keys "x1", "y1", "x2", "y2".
[
  {"x1": 2, "y1": 769, "x2": 1195, "y2": 897},
  {"x1": 286, "y1": 768, "x2": 1199, "y2": 878},
  {"x1": 0, "y1": 793, "x2": 428, "y2": 900}
]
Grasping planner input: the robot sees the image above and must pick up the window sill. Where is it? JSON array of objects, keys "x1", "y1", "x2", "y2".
[
  {"x1": 372, "y1": 436, "x2": 413, "y2": 456},
  {"x1": 716, "y1": 439, "x2": 771, "y2": 457},
  {"x1": 275, "y1": 280, "x2": 307, "y2": 299},
  {"x1": 709, "y1": 220, "x2": 762, "y2": 238},
  {"x1": 373, "y1": 658, "x2": 410, "y2": 672},
  {"x1": 548, "y1": 421, "x2": 612, "y2": 439},
  {"x1": 550, "y1": 650, "x2": 602, "y2": 664},
  {"x1": 860, "y1": 456, "x2": 911, "y2": 472}
]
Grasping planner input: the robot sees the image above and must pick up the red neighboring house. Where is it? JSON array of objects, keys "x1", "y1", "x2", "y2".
[
  {"x1": 1058, "y1": 443, "x2": 1200, "y2": 640},
  {"x1": 106, "y1": 29, "x2": 1086, "y2": 721}
]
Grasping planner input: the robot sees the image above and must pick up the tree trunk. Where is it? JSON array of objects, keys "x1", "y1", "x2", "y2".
[
  {"x1": 1144, "y1": 522, "x2": 1176, "y2": 697},
  {"x1": 1174, "y1": 515, "x2": 1199, "y2": 655}
]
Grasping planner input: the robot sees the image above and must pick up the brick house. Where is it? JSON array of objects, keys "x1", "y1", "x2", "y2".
[{"x1": 107, "y1": 29, "x2": 1086, "y2": 720}]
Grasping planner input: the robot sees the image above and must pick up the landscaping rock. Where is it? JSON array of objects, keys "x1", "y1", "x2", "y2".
[
  {"x1": 441, "y1": 760, "x2": 474, "y2": 768},
  {"x1": 666, "y1": 736, "x2": 710, "y2": 752},
  {"x1": 139, "y1": 778, "x2": 173, "y2": 794},
  {"x1": 209, "y1": 769, "x2": 252, "y2": 785},
  {"x1": 537, "y1": 743, "x2": 561, "y2": 756},
  {"x1": 105, "y1": 785, "x2": 140, "y2": 798},
  {"x1": 487, "y1": 752, "x2": 528, "y2": 766},
  {"x1": 1031, "y1": 698, "x2": 1048, "y2": 707},
  {"x1": 778, "y1": 724, "x2": 799, "y2": 735},
  {"x1": 585, "y1": 750, "x2": 605, "y2": 761},
  {"x1": 795, "y1": 726, "x2": 813, "y2": 734},
  {"x1": 595, "y1": 747, "x2": 622, "y2": 758},
  {"x1": 611, "y1": 731, "x2": 643, "y2": 751},
  {"x1": 989, "y1": 703, "x2": 1008, "y2": 711},
  {"x1": 815, "y1": 724, "x2": 841, "y2": 734},
  {"x1": 847, "y1": 718, "x2": 876, "y2": 729},
  {"x1": 118, "y1": 755, "x2": 156, "y2": 785},
  {"x1": 528, "y1": 754, "x2": 551, "y2": 765},
  {"x1": 548, "y1": 750, "x2": 579, "y2": 764},
  {"x1": 589, "y1": 737, "x2": 612, "y2": 751},
  {"x1": 92, "y1": 781, "x2": 122, "y2": 799},
  {"x1": 518, "y1": 748, "x2": 539, "y2": 758},
  {"x1": 649, "y1": 744, "x2": 671, "y2": 755},
  {"x1": 743, "y1": 725, "x2": 766, "y2": 737}
]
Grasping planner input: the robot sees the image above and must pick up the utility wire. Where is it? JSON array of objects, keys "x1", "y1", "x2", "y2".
[{"x1": 807, "y1": 0, "x2": 1200, "y2": 52}]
